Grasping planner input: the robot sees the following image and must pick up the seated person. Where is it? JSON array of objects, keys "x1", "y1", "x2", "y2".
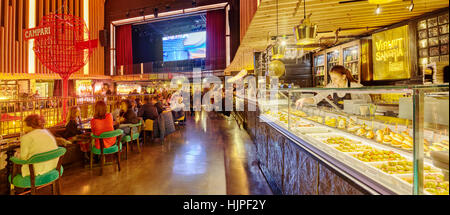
[
  {"x1": 61, "y1": 106, "x2": 90, "y2": 153},
  {"x1": 155, "y1": 95, "x2": 164, "y2": 114},
  {"x1": 17, "y1": 114, "x2": 58, "y2": 177},
  {"x1": 119, "y1": 99, "x2": 140, "y2": 135},
  {"x1": 170, "y1": 96, "x2": 185, "y2": 120},
  {"x1": 111, "y1": 100, "x2": 122, "y2": 123},
  {"x1": 91, "y1": 101, "x2": 116, "y2": 149},
  {"x1": 138, "y1": 96, "x2": 159, "y2": 121}
]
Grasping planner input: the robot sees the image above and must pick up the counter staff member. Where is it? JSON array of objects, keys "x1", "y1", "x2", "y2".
[{"x1": 295, "y1": 65, "x2": 371, "y2": 109}]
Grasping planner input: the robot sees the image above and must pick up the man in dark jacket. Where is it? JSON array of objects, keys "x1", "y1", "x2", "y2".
[{"x1": 138, "y1": 96, "x2": 159, "y2": 121}]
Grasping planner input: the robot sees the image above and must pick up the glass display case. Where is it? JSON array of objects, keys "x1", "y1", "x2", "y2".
[
  {"x1": 343, "y1": 45, "x2": 360, "y2": 82},
  {"x1": 259, "y1": 85, "x2": 449, "y2": 195},
  {"x1": 313, "y1": 53, "x2": 326, "y2": 87},
  {"x1": 326, "y1": 50, "x2": 340, "y2": 84}
]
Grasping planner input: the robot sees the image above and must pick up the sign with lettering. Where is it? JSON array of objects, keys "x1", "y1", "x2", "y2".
[
  {"x1": 23, "y1": 26, "x2": 53, "y2": 40},
  {"x1": 372, "y1": 25, "x2": 411, "y2": 80}
]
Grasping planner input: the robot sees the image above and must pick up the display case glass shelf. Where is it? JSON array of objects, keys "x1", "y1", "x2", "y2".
[{"x1": 259, "y1": 85, "x2": 449, "y2": 195}]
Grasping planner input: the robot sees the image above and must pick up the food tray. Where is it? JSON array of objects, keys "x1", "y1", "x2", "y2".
[{"x1": 295, "y1": 127, "x2": 330, "y2": 134}]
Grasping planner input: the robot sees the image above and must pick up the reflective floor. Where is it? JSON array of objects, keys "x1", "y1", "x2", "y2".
[{"x1": 60, "y1": 111, "x2": 272, "y2": 195}]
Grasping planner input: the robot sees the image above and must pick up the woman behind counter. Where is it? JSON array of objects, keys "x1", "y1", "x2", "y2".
[{"x1": 295, "y1": 65, "x2": 371, "y2": 109}]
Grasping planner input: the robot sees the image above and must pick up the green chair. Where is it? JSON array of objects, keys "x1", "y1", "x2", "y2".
[
  {"x1": 90, "y1": 129, "x2": 124, "y2": 176},
  {"x1": 121, "y1": 121, "x2": 143, "y2": 159},
  {"x1": 9, "y1": 147, "x2": 66, "y2": 195}
]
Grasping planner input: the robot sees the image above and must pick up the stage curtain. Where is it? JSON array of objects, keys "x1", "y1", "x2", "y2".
[
  {"x1": 206, "y1": 9, "x2": 226, "y2": 71},
  {"x1": 54, "y1": 80, "x2": 75, "y2": 97},
  {"x1": 116, "y1": 24, "x2": 134, "y2": 75}
]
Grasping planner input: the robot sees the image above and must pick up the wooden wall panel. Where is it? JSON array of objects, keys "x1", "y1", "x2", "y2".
[
  {"x1": 0, "y1": 0, "x2": 105, "y2": 78},
  {"x1": 240, "y1": 0, "x2": 258, "y2": 42}
]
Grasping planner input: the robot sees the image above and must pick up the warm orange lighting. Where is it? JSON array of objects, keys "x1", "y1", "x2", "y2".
[
  {"x1": 83, "y1": 0, "x2": 90, "y2": 75},
  {"x1": 28, "y1": 0, "x2": 36, "y2": 74},
  {"x1": 368, "y1": 0, "x2": 402, "y2": 4}
]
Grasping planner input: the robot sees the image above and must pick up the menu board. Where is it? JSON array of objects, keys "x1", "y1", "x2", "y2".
[
  {"x1": 18, "y1": 80, "x2": 30, "y2": 95},
  {"x1": 372, "y1": 25, "x2": 411, "y2": 80}
]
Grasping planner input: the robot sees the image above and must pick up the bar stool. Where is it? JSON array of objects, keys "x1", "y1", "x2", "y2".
[
  {"x1": 143, "y1": 119, "x2": 154, "y2": 144},
  {"x1": 9, "y1": 147, "x2": 66, "y2": 195},
  {"x1": 90, "y1": 129, "x2": 124, "y2": 176}
]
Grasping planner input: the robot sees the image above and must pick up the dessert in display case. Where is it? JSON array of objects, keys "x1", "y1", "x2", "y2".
[
  {"x1": 313, "y1": 53, "x2": 326, "y2": 87},
  {"x1": 259, "y1": 85, "x2": 449, "y2": 195}
]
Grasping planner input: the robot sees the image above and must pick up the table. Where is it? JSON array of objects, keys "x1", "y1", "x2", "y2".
[{"x1": 0, "y1": 140, "x2": 20, "y2": 194}]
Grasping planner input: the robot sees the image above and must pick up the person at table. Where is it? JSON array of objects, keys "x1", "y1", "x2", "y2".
[
  {"x1": 295, "y1": 65, "x2": 371, "y2": 109},
  {"x1": 138, "y1": 96, "x2": 159, "y2": 121},
  {"x1": 170, "y1": 95, "x2": 185, "y2": 120},
  {"x1": 60, "y1": 106, "x2": 89, "y2": 151},
  {"x1": 91, "y1": 101, "x2": 116, "y2": 150},
  {"x1": 111, "y1": 100, "x2": 122, "y2": 123},
  {"x1": 16, "y1": 114, "x2": 58, "y2": 177},
  {"x1": 118, "y1": 99, "x2": 140, "y2": 135},
  {"x1": 155, "y1": 95, "x2": 164, "y2": 114}
]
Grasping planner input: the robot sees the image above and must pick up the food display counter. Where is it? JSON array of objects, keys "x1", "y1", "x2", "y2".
[{"x1": 250, "y1": 85, "x2": 449, "y2": 195}]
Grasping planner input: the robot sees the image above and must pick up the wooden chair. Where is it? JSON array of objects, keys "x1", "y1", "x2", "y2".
[
  {"x1": 121, "y1": 121, "x2": 143, "y2": 159},
  {"x1": 90, "y1": 129, "x2": 124, "y2": 176},
  {"x1": 143, "y1": 119, "x2": 154, "y2": 144},
  {"x1": 9, "y1": 147, "x2": 66, "y2": 195}
]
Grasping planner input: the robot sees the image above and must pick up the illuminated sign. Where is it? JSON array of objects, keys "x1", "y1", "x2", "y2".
[
  {"x1": 372, "y1": 25, "x2": 410, "y2": 80},
  {"x1": 23, "y1": 26, "x2": 52, "y2": 40}
]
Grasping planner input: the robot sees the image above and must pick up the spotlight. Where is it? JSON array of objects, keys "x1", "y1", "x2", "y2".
[
  {"x1": 126, "y1": 11, "x2": 130, "y2": 17},
  {"x1": 375, "y1": 5, "x2": 381, "y2": 15},
  {"x1": 281, "y1": 40, "x2": 286, "y2": 46},
  {"x1": 154, "y1": 8, "x2": 158, "y2": 18},
  {"x1": 139, "y1": 9, "x2": 145, "y2": 16},
  {"x1": 408, "y1": 0, "x2": 414, "y2": 12}
]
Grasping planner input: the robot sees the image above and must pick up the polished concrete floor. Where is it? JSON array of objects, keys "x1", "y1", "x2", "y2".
[{"x1": 60, "y1": 111, "x2": 272, "y2": 195}]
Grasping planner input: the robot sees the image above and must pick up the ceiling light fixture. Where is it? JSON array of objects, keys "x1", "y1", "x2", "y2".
[
  {"x1": 294, "y1": 0, "x2": 318, "y2": 46},
  {"x1": 408, "y1": 0, "x2": 414, "y2": 12},
  {"x1": 272, "y1": 0, "x2": 285, "y2": 60},
  {"x1": 375, "y1": 5, "x2": 381, "y2": 15}
]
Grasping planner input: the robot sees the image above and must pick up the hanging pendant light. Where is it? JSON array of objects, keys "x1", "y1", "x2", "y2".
[
  {"x1": 271, "y1": 0, "x2": 285, "y2": 60},
  {"x1": 294, "y1": 0, "x2": 317, "y2": 46},
  {"x1": 271, "y1": 38, "x2": 286, "y2": 59}
]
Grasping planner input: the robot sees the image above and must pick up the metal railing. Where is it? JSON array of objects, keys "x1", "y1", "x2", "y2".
[{"x1": 0, "y1": 94, "x2": 158, "y2": 138}]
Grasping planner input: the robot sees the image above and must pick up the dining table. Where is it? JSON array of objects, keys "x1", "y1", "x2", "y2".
[{"x1": 0, "y1": 138, "x2": 20, "y2": 194}]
